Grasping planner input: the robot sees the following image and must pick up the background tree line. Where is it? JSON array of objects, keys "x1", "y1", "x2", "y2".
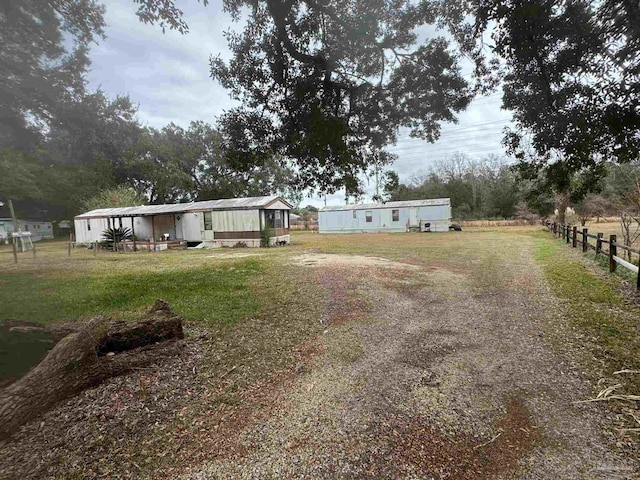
[
  {"x1": 0, "y1": 1, "x2": 298, "y2": 223},
  {"x1": 384, "y1": 154, "x2": 640, "y2": 223}
]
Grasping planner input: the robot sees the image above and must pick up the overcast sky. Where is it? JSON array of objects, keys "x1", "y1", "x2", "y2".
[{"x1": 87, "y1": 0, "x2": 513, "y2": 207}]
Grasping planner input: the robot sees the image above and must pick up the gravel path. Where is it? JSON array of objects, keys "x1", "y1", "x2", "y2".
[{"x1": 187, "y1": 239, "x2": 636, "y2": 479}]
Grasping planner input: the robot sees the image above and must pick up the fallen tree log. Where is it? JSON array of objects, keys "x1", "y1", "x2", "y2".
[{"x1": 0, "y1": 300, "x2": 184, "y2": 440}]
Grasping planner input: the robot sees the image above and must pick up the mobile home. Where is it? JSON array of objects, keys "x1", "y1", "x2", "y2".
[
  {"x1": 318, "y1": 199, "x2": 451, "y2": 233},
  {"x1": 74, "y1": 196, "x2": 292, "y2": 248},
  {"x1": 0, "y1": 218, "x2": 54, "y2": 243}
]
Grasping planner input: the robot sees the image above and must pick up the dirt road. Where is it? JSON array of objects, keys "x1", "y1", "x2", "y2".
[{"x1": 189, "y1": 243, "x2": 635, "y2": 478}]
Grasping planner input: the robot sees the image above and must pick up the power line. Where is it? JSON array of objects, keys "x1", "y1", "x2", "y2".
[
  {"x1": 394, "y1": 150, "x2": 507, "y2": 165},
  {"x1": 391, "y1": 129, "x2": 507, "y2": 148},
  {"x1": 394, "y1": 119, "x2": 511, "y2": 138},
  {"x1": 390, "y1": 131, "x2": 508, "y2": 152}
]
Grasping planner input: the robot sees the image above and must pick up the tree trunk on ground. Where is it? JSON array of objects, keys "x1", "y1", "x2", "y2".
[
  {"x1": 556, "y1": 190, "x2": 570, "y2": 224},
  {"x1": 0, "y1": 300, "x2": 184, "y2": 441}
]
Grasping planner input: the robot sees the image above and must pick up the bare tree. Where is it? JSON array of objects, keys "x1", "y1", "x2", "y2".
[{"x1": 615, "y1": 183, "x2": 640, "y2": 261}]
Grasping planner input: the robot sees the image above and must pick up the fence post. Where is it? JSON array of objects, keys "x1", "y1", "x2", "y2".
[
  {"x1": 582, "y1": 228, "x2": 588, "y2": 252},
  {"x1": 553, "y1": 222, "x2": 557, "y2": 235},
  {"x1": 596, "y1": 233, "x2": 603, "y2": 256},
  {"x1": 32, "y1": 243, "x2": 36, "y2": 258},
  {"x1": 572, "y1": 226, "x2": 577, "y2": 248},
  {"x1": 12, "y1": 237, "x2": 18, "y2": 264},
  {"x1": 609, "y1": 234, "x2": 617, "y2": 272},
  {"x1": 566, "y1": 225, "x2": 571, "y2": 244}
]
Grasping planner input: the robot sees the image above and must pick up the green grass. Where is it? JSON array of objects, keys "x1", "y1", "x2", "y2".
[
  {"x1": 532, "y1": 234, "x2": 640, "y2": 377},
  {"x1": 0, "y1": 260, "x2": 262, "y2": 325}
]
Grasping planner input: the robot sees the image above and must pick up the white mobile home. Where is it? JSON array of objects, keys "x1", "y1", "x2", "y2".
[
  {"x1": 318, "y1": 199, "x2": 451, "y2": 233},
  {"x1": 0, "y1": 218, "x2": 54, "y2": 243},
  {"x1": 74, "y1": 196, "x2": 292, "y2": 248}
]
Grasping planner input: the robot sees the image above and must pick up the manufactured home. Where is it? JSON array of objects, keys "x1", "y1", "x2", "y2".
[
  {"x1": 318, "y1": 198, "x2": 451, "y2": 233},
  {"x1": 0, "y1": 218, "x2": 54, "y2": 243},
  {"x1": 74, "y1": 196, "x2": 292, "y2": 248}
]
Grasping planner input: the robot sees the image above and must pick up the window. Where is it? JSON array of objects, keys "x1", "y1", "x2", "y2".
[
  {"x1": 265, "y1": 211, "x2": 275, "y2": 228},
  {"x1": 392, "y1": 209, "x2": 399, "y2": 222},
  {"x1": 203, "y1": 211, "x2": 212, "y2": 230},
  {"x1": 274, "y1": 210, "x2": 283, "y2": 228},
  {"x1": 353, "y1": 210, "x2": 356, "y2": 219},
  {"x1": 87, "y1": 220, "x2": 91, "y2": 231},
  {"x1": 365, "y1": 211, "x2": 372, "y2": 223}
]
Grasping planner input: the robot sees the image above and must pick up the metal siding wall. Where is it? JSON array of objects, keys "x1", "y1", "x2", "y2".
[
  {"x1": 211, "y1": 209, "x2": 260, "y2": 232},
  {"x1": 132, "y1": 217, "x2": 153, "y2": 240},
  {"x1": 74, "y1": 219, "x2": 88, "y2": 242},
  {"x1": 152, "y1": 215, "x2": 176, "y2": 240},
  {"x1": 181, "y1": 213, "x2": 202, "y2": 241},
  {"x1": 319, "y1": 205, "x2": 451, "y2": 233},
  {"x1": 74, "y1": 218, "x2": 109, "y2": 243}
]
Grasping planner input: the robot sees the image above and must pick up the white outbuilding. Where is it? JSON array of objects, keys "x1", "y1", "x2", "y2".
[
  {"x1": 74, "y1": 196, "x2": 292, "y2": 249},
  {"x1": 318, "y1": 198, "x2": 452, "y2": 233}
]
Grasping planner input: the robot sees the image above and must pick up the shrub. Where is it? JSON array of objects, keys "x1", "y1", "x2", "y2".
[{"x1": 101, "y1": 227, "x2": 133, "y2": 251}]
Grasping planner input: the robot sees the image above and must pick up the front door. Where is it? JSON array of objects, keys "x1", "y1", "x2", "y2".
[{"x1": 409, "y1": 208, "x2": 419, "y2": 226}]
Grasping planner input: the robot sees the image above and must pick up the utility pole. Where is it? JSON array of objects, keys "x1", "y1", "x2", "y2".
[
  {"x1": 375, "y1": 162, "x2": 380, "y2": 201},
  {"x1": 8, "y1": 199, "x2": 18, "y2": 233},
  {"x1": 8, "y1": 199, "x2": 22, "y2": 256}
]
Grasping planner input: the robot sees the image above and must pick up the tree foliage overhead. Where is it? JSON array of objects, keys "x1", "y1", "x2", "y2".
[
  {"x1": 0, "y1": 0, "x2": 106, "y2": 148},
  {"x1": 135, "y1": 0, "x2": 472, "y2": 193},
  {"x1": 439, "y1": 0, "x2": 640, "y2": 215}
]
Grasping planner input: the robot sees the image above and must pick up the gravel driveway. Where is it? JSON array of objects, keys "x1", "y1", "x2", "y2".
[{"x1": 187, "y1": 243, "x2": 636, "y2": 479}]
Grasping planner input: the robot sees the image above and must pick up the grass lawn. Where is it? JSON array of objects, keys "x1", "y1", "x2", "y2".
[
  {"x1": 0, "y1": 242, "x2": 279, "y2": 325},
  {"x1": 2, "y1": 228, "x2": 639, "y2": 382},
  {"x1": 532, "y1": 230, "x2": 640, "y2": 390}
]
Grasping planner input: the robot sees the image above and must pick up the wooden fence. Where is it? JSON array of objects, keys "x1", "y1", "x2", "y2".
[{"x1": 541, "y1": 220, "x2": 640, "y2": 289}]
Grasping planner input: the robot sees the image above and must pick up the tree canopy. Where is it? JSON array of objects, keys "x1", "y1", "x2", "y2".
[
  {"x1": 0, "y1": 0, "x2": 106, "y2": 149},
  {"x1": 136, "y1": 0, "x2": 473, "y2": 194},
  {"x1": 439, "y1": 0, "x2": 640, "y2": 221}
]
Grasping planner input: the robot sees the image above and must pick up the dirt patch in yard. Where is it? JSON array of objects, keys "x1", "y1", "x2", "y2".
[
  {"x1": 292, "y1": 252, "x2": 420, "y2": 269},
  {"x1": 376, "y1": 396, "x2": 540, "y2": 479}
]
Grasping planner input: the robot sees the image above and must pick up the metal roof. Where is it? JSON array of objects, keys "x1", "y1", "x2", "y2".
[
  {"x1": 75, "y1": 196, "x2": 292, "y2": 219},
  {"x1": 319, "y1": 198, "x2": 450, "y2": 212}
]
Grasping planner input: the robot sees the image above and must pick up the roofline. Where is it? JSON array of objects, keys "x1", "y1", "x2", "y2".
[
  {"x1": 0, "y1": 218, "x2": 53, "y2": 223},
  {"x1": 264, "y1": 197, "x2": 294, "y2": 209},
  {"x1": 319, "y1": 199, "x2": 450, "y2": 212},
  {"x1": 74, "y1": 196, "x2": 293, "y2": 219}
]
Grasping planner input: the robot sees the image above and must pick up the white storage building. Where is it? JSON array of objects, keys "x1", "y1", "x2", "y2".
[
  {"x1": 318, "y1": 198, "x2": 451, "y2": 233},
  {"x1": 74, "y1": 196, "x2": 292, "y2": 248}
]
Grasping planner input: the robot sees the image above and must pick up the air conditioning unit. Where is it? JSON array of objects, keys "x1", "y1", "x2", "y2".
[{"x1": 420, "y1": 221, "x2": 431, "y2": 232}]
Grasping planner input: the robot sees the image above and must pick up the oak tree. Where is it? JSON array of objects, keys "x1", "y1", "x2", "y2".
[{"x1": 135, "y1": 0, "x2": 472, "y2": 194}]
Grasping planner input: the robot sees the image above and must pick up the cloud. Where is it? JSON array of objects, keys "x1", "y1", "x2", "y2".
[{"x1": 87, "y1": 0, "x2": 239, "y2": 128}]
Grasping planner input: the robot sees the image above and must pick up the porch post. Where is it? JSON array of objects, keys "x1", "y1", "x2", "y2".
[
  {"x1": 151, "y1": 215, "x2": 156, "y2": 250},
  {"x1": 131, "y1": 217, "x2": 136, "y2": 252}
]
